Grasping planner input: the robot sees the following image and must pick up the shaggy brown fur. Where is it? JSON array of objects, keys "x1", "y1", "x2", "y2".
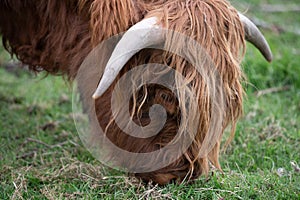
[{"x1": 0, "y1": 0, "x2": 245, "y2": 184}]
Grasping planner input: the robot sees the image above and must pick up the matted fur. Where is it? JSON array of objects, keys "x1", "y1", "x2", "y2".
[{"x1": 0, "y1": 0, "x2": 245, "y2": 184}]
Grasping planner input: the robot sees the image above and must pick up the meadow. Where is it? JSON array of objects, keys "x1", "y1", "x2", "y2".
[{"x1": 0, "y1": 0, "x2": 299, "y2": 199}]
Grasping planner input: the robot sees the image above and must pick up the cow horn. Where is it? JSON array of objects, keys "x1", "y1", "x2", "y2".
[
  {"x1": 238, "y1": 13, "x2": 273, "y2": 62},
  {"x1": 93, "y1": 17, "x2": 164, "y2": 99},
  {"x1": 93, "y1": 14, "x2": 273, "y2": 99}
]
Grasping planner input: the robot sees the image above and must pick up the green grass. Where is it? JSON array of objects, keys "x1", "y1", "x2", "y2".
[{"x1": 0, "y1": 1, "x2": 299, "y2": 199}]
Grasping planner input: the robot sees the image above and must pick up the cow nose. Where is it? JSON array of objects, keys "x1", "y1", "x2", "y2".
[{"x1": 136, "y1": 172, "x2": 179, "y2": 185}]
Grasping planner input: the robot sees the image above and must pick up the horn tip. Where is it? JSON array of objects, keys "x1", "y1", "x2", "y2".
[
  {"x1": 92, "y1": 93, "x2": 100, "y2": 99},
  {"x1": 267, "y1": 57, "x2": 273, "y2": 63},
  {"x1": 265, "y1": 52, "x2": 273, "y2": 63}
]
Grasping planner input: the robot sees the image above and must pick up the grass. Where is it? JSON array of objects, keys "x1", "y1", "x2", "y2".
[{"x1": 0, "y1": 0, "x2": 299, "y2": 199}]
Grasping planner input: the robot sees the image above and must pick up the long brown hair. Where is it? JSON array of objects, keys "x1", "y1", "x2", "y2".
[{"x1": 0, "y1": 0, "x2": 245, "y2": 184}]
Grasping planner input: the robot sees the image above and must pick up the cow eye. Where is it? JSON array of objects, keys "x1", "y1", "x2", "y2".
[{"x1": 160, "y1": 92, "x2": 174, "y2": 104}]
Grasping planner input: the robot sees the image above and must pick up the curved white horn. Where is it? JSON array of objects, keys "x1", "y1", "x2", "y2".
[
  {"x1": 93, "y1": 17, "x2": 164, "y2": 99},
  {"x1": 239, "y1": 13, "x2": 273, "y2": 62},
  {"x1": 93, "y1": 14, "x2": 273, "y2": 99}
]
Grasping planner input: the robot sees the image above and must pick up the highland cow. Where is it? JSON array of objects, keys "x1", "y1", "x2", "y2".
[{"x1": 0, "y1": 0, "x2": 272, "y2": 185}]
